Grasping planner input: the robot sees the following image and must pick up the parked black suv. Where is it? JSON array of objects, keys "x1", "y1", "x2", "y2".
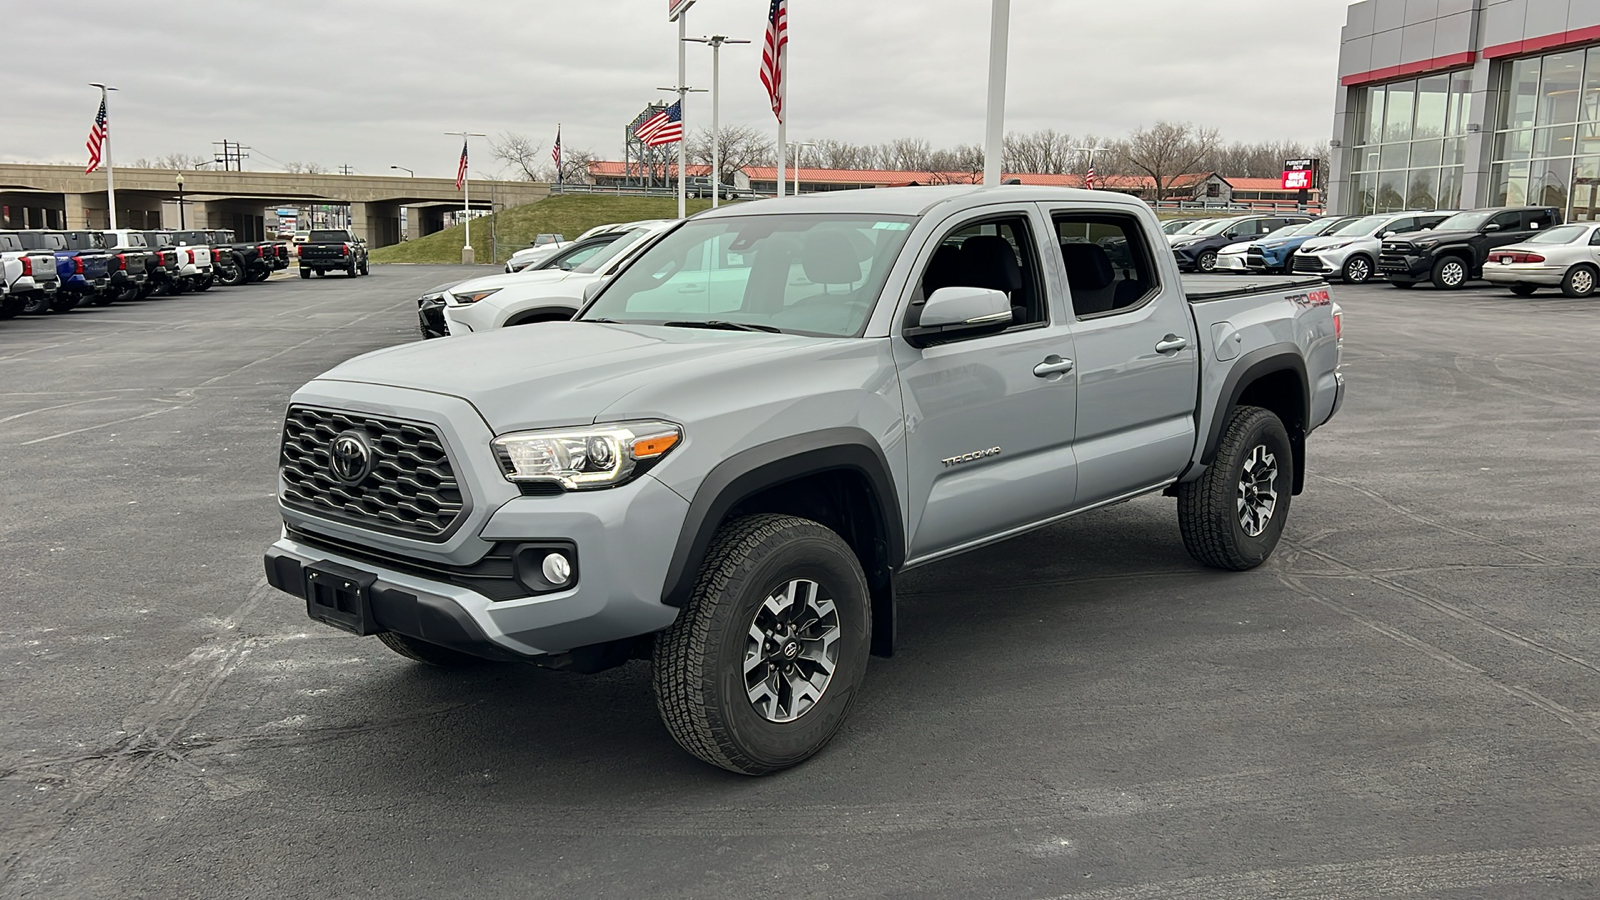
[
  {"x1": 1379, "y1": 206, "x2": 1562, "y2": 289},
  {"x1": 1169, "y1": 214, "x2": 1312, "y2": 273}
]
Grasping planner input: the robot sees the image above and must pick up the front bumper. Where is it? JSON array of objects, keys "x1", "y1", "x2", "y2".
[
  {"x1": 1215, "y1": 253, "x2": 1250, "y2": 273},
  {"x1": 441, "y1": 304, "x2": 479, "y2": 334},
  {"x1": 1482, "y1": 262, "x2": 1565, "y2": 286},
  {"x1": 418, "y1": 297, "x2": 448, "y2": 338},
  {"x1": 265, "y1": 474, "x2": 688, "y2": 659},
  {"x1": 1377, "y1": 253, "x2": 1432, "y2": 281}
]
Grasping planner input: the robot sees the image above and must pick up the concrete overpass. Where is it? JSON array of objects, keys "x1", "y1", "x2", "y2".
[{"x1": 0, "y1": 164, "x2": 549, "y2": 247}]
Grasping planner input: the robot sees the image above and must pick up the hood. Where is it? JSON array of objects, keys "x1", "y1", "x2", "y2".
[
  {"x1": 1219, "y1": 241, "x2": 1253, "y2": 253},
  {"x1": 314, "y1": 321, "x2": 854, "y2": 431},
  {"x1": 1299, "y1": 233, "x2": 1373, "y2": 251},
  {"x1": 1384, "y1": 228, "x2": 1475, "y2": 244},
  {"x1": 445, "y1": 268, "x2": 573, "y2": 297}
]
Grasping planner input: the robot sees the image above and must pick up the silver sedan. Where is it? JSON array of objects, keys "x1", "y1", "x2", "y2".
[{"x1": 1482, "y1": 222, "x2": 1600, "y2": 297}]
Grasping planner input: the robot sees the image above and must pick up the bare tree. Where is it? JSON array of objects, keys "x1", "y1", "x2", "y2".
[
  {"x1": 131, "y1": 152, "x2": 209, "y2": 169},
  {"x1": 812, "y1": 139, "x2": 879, "y2": 170},
  {"x1": 687, "y1": 126, "x2": 777, "y2": 185},
  {"x1": 1115, "y1": 121, "x2": 1221, "y2": 201},
  {"x1": 283, "y1": 161, "x2": 329, "y2": 175},
  {"x1": 556, "y1": 148, "x2": 599, "y2": 184},
  {"x1": 881, "y1": 138, "x2": 933, "y2": 171},
  {"x1": 488, "y1": 132, "x2": 546, "y2": 181},
  {"x1": 1004, "y1": 129, "x2": 1078, "y2": 175}
]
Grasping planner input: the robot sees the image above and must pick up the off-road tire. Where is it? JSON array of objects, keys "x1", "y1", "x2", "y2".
[
  {"x1": 21, "y1": 292, "x2": 51, "y2": 315},
  {"x1": 360, "y1": 260, "x2": 370, "y2": 275},
  {"x1": 347, "y1": 263, "x2": 358, "y2": 277},
  {"x1": 1562, "y1": 264, "x2": 1597, "y2": 298},
  {"x1": 1196, "y1": 249, "x2": 1218, "y2": 273},
  {"x1": 194, "y1": 276, "x2": 213, "y2": 292},
  {"x1": 1177, "y1": 405, "x2": 1293, "y2": 571},
  {"x1": 1431, "y1": 256, "x2": 1469, "y2": 290},
  {"x1": 376, "y1": 632, "x2": 487, "y2": 667},
  {"x1": 1340, "y1": 254, "x2": 1374, "y2": 284},
  {"x1": 1510, "y1": 283, "x2": 1539, "y2": 296},
  {"x1": 221, "y1": 264, "x2": 247, "y2": 287},
  {"x1": 47, "y1": 293, "x2": 81, "y2": 314},
  {"x1": 653, "y1": 514, "x2": 871, "y2": 775},
  {"x1": 300, "y1": 268, "x2": 312, "y2": 279}
]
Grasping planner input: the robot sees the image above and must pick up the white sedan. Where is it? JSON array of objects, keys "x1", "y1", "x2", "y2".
[
  {"x1": 1481, "y1": 221, "x2": 1600, "y2": 297},
  {"x1": 1214, "y1": 240, "x2": 1254, "y2": 273},
  {"x1": 443, "y1": 220, "x2": 675, "y2": 334}
]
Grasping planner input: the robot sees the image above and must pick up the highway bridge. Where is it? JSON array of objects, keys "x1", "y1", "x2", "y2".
[{"x1": 0, "y1": 164, "x2": 549, "y2": 247}]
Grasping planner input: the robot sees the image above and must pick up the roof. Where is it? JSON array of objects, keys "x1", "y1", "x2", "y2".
[{"x1": 693, "y1": 184, "x2": 1147, "y2": 219}]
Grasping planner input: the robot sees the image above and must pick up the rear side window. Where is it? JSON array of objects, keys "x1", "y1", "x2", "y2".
[
  {"x1": 0, "y1": 234, "x2": 19, "y2": 252},
  {"x1": 1053, "y1": 214, "x2": 1161, "y2": 317},
  {"x1": 1525, "y1": 209, "x2": 1557, "y2": 229}
]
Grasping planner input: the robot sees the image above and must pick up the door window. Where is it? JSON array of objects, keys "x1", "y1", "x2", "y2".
[
  {"x1": 1053, "y1": 214, "x2": 1161, "y2": 317},
  {"x1": 1489, "y1": 210, "x2": 1524, "y2": 231},
  {"x1": 917, "y1": 216, "x2": 1048, "y2": 329},
  {"x1": 1525, "y1": 208, "x2": 1557, "y2": 229}
]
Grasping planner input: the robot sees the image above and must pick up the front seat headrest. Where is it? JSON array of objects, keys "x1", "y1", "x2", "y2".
[
  {"x1": 921, "y1": 244, "x2": 965, "y2": 295},
  {"x1": 960, "y1": 235, "x2": 1023, "y2": 294},
  {"x1": 801, "y1": 231, "x2": 865, "y2": 285}
]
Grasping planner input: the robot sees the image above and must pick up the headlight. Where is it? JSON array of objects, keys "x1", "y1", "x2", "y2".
[
  {"x1": 1412, "y1": 240, "x2": 1437, "y2": 250},
  {"x1": 418, "y1": 291, "x2": 445, "y2": 305},
  {"x1": 1315, "y1": 242, "x2": 1347, "y2": 252},
  {"x1": 451, "y1": 287, "x2": 502, "y2": 305},
  {"x1": 491, "y1": 421, "x2": 682, "y2": 490}
]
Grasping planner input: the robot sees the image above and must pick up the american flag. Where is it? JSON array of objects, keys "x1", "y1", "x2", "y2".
[
  {"x1": 635, "y1": 102, "x2": 683, "y2": 147},
  {"x1": 1085, "y1": 166, "x2": 1095, "y2": 190},
  {"x1": 85, "y1": 98, "x2": 109, "y2": 174},
  {"x1": 552, "y1": 127, "x2": 561, "y2": 168},
  {"x1": 454, "y1": 140, "x2": 468, "y2": 190},
  {"x1": 761, "y1": 0, "x2": 788, "y2": 122}
]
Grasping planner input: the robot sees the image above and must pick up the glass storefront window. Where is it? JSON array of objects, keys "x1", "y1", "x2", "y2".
[
  {"x1": 1533, "y1": 123, "x2": 1578, "y2": 157},
  {"x1": 1532, "y1": 157, "x2": 1573, "y2": 207},
  {"x1": 1486, "y1": 47, "x2": 1600, "y2": 220},
  {"x1": 1410, "y1": 140, "x2": 1444, "y2": 169},
  {"x1": 1414, "y1": 75, "x2": 1450, "y2": 139},
  {"x1": 1492, "y1": 162, "x2": 1531, "y2": 205},
  {"x1": 1364, "y1": 86, "x2": 1386, "y2": 145},
  {"x1": 1502, "y1": 57, "x2": 1542, "y2": 130},
  {"x1": 1494, "y1": 129, "x2": 1533, "y2": 161},
  {"x1": 1438, "y1": 167, "x2": 1463, "y2": 209},
  {"x1": 1379, "y1": 142, "x2": 1410, "y2": 170},
  {"x1": 1572, "y1": 156, "x2": 1600, "y2": 220},
  {"x1": 1444, "y1": 136, "x2": 1466, "y2": 166},
  {"x1": 1347, "y1": 72, "x2": 1474, "y2": 212},
  {"x1": 1376, "y1": 171, "x2": 1405, "y2": 210},
  {"x1": 1384, "y1": 82, "x2": 1416, "y2": 142},
  {"x1": 1406, "y1": 169, "x2": 1438, "y2": 208},
  {"x1": 1447, "y1": 71, "x2": 1473, "y2": 136},
  {"x1": 1537, "y1": 51, "x2": 1585, "y2": 126}
]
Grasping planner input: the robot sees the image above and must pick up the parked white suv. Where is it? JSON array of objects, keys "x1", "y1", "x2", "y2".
[
  {"x1": 443, "y1": 220, "x2": 674, "y2": 334},
  {"x1": 1293, "y1": 211, "x2": 1452, "y2": 284}
]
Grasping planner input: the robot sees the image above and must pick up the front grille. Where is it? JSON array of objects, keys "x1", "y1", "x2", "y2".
[
  {"x1": 1246, "y1": 248, "x2": 1268, "y2": 268},
  {"x1": 280, "y1": 406, "x2": 466, "y2": 541},
  {"x1": 1292, "y1": 255, "x2": 1324, "y2": 274},
  {"x1": 286, "y1": 525, "x2": 526, "y2": 600},
  {"x1": 1378, "y1": 255, "x2": 1412, "y2": 273}
]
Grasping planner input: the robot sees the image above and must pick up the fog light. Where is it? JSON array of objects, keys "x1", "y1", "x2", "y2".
[{"x1": 541, "y1": 552, "x2": 572, "y2": 586}]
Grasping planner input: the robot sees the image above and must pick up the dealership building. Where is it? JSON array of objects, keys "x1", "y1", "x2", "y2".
[{"x1": 1330, "y1": 0, "x2": 1600, "y2": 218}]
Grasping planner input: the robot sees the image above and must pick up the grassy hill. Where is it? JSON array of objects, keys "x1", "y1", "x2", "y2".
[{"x1": 371, "y1": 194, "x2": 722, "y2": 265}]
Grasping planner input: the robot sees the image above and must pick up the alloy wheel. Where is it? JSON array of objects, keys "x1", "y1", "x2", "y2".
[
  {"x1": 1572, "y1": 268, "x2": 1594, "y2": 295},
  {"x1": 1346, "y1": 257, "x2": 1371, "y2": 283},
  {"x1": 1440, "y1": 261, "x2": 1466, "y2": 287},
  {"x1": 1236, "y1": 444, "x2": 1279, "y2": 538},
  {"x1": 743, "y1": 579, "x2": 842, "y2": 723}
]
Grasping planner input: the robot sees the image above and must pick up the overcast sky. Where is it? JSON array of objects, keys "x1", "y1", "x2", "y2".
[{"x1": 5, "y1": 0, "x2": 1352, "y2": 178}]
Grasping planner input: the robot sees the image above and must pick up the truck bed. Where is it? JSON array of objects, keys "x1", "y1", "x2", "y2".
[{"x1": 1182, "y1": 274, "x2": 1328, "y2": 302}]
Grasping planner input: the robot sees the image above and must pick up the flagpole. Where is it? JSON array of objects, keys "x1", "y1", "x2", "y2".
[
  {"x1": 776, "y1": 36, "x2": 786, "y2": 199},
  {"x1": 90, "y1": 83, "x2": 118, "y2": 229},
  {"x1": 446, "y1": 130, "x2": 486, "y2": 265},
  {"x1": 983, "y1": 0, "x2": 1010, "y2": 186}
]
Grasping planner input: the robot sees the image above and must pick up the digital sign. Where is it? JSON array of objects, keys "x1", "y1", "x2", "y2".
[{"x1": 1282, "y1": 158, "x2": 1317, "y2": 191}]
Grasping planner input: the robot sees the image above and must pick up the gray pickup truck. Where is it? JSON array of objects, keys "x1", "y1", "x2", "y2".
[{"x1": 264, "y1": 186, "x2": 1344, "y2": 774}]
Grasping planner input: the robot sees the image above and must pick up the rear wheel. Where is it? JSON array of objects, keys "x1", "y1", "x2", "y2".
[
  {"x1": 299, "y1": 267, "x2": 312, "y2": 279},
  {"x1": 1562, "y1": 264, "x2": 1597, "y2": 298},
  {"x1": 91, "y1": 291, "x2": 116, "y2": 307},
  {"x1": 360, "y1": 260, "x2": 370, "y2": 275},
  {"x1": 1510, "y1": 283, "x2": 1539, "y2": 296},
  {"x1": 1340, "y1": 254, "x2": 1374, "y2": 284},
  {"x1": 194, "y1": 276, "x2": 213, "y2": 292},
  {"x1": 21, "y1": 292, "x2": 51, "y2": 315},
  {"x1": 47, "y1": 292, "x2": 81, "y2": 313},
  {"x1": 1177, "y1": 405, "x2": 1293, "y2": 571},
  {"x1": 220, "y1": 264, "x2": 247, "y2": 287},
  {"x1": 653, "y1": 514, "x2": 871, "y2": 775},
  {"x1": 1431, "y1": 256, "x2": 1469, "y2": 290},
  {"x1": 376, "y1": 632, "x2": 488, "y2": 668}
]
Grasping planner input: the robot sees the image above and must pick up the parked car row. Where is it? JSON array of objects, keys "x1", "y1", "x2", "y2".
[
  {"x1": 0, "y1": 227, "x2": 291, "y2": 320},
  {"x1": 1178, "y1": 205, "x2": 1597, "y2": 297}
]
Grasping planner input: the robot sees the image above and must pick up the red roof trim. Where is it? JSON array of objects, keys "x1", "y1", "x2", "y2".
[
  {"x1": 1340, "y1": 51, "x2": 1475, "y2": 87},
  {"x1": 1483, "y1": 23, "x2": 1600, "y2": 60}
]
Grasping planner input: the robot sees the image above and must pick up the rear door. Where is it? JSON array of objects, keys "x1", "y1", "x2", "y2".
[
  {"x1": 1043, "y1": 202, "x2": 1199, "y2": 506},
  {"x1": 895, "y1": 204, "x2": 1079, "y2": 562}
]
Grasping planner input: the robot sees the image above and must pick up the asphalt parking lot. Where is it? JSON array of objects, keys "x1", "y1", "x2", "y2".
[{"x1": 2, "y1": 267, "x2": 1598, "y2": 899}]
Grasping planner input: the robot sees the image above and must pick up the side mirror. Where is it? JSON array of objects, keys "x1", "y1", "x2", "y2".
[
  {"x1": 1484, "y1": 223, "x2": 1500, "y2": 232},
  {"x1": 906, "y1": 286, "x2": 1012, "y2": 346},
  {"x1": 1381, "y1": 230, "x2": 1396, "y2": 238},
  {"x1": 581, "y1": 279, "x2": 607, "y2": 305}
]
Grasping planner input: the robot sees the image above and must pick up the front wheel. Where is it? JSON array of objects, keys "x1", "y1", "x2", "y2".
[
  {"x1": 1340, "y1": 254, "x2": 1374, "y2": 284},
  {"x1": 1431, "y1": 256, "x2": 1469, "y2": 290},
  {"x1": 1562, "y1": 264, "x2": 1597, "y2": 298},
  {"x1": 360, "y1": 260, "x2": 370, "y2": 275},
  {"x1": 1177, "y1": 405, "x2": 1293, "y2": 571},
  {"x1": 653, "y1": 514, "x2": 871, "y2": 775},
  {"x1": 1195, "y1": 249, "x2": 1218, "y2": 273}
]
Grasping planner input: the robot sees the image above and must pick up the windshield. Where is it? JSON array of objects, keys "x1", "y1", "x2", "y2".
[
  {"x1": 1430, "y1": 210, "x2": 1495, "y2": 232},
  {"x1": 1173, "y1": 220, "x2": 1212, "y2": 235},
  {"x1": 1308, "y1": 217, "x2": 1356, "y2": 236},
  {"x1": 1527, "y1": 224, "x2": 1589, "y2": 244},
  {"x1": 1161, "y1": 220, "x2": 1194, "y2": 234},
  {"x1": 1328, "y1": 215, "x2": 1390, "y2": 236},
  {"x1": 571, "y1": 228, "x2": 652, "y2": 274},
  {"x1": 580, "y1": 213, "x2": 917, "y2": 337},
  {"x1": 548, "y1": 239, "x2": 614, "y2": 270},
  {"x1": 1192, "y1": 218, "x2": 1241, "y2": 236},
  {"x1": 309, "y1": 230, "x2": 348, "y2": 243}
]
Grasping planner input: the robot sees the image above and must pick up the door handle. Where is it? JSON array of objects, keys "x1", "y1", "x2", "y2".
[
  {"x1": 1033, "y1": 355, "x2": 1074, "y2": 377},
  {"x1": 1155, "y1": 335, "x2": 1189, "y2": 353}
]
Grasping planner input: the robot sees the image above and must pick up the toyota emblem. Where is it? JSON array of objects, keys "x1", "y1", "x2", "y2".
[{"x1": 328, "y1": 431, "x2": 373, "y2": 485}]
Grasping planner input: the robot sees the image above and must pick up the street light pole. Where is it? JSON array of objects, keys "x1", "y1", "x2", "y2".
[
  {"x1": 176, "y1": 174, "x2": 185, "y2": 229},
  {"x1": 685, "y1": 34, "x2": 751, "y2": 209},
  {"x1": 788, "y1": 141, "x2": 816, "y2": 195},
  {"x1": 89, "y1": 83, "x2": 119, "y2": 229},
  {"x1": 444, "y1": 131, "x2": 486, "y2": 264},
  {"x1": 389, "y1": 165, "x2": 414, "y2": 177},
  {"x1": 1069, "y1": 145, "x2": 1109, "y2": 190},
  {"x1": 983, "y1": 0, "x2": 1010, "y2": 186}
]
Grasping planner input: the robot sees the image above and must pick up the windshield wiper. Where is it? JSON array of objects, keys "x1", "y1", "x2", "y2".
[{"x1": 662, "y1": 320, "x2": 782, "y2": 333}]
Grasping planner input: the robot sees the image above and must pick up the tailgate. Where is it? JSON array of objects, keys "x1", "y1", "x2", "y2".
[
  {"x1": 29, "y1": 253, "x2": 60, "y2": 282},
  {"x1": 299, "y1": 244, "x2": 346, "y2": 261}
]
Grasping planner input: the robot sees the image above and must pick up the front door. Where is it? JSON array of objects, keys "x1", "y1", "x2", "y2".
[
  {"x1": 1046, "y1": 205, "x2": 1200, "y2": 506},
  {"x1": 895, "y1": 207, "x2": 1078, "y2": 562}
]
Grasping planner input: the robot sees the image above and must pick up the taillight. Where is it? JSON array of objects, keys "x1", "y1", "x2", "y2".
[
  {"x1": 295, "y1": 244, "x2": 303, "y2": 257},
  {"x1": 1332, "y1": 303, "x2": 1343, "y2": 342},
  {"x1": 74, "y1": 257, "x2": 85, "y2": 274},
  {"x1": 341, "y1": 243, "x2": 350, "y2": 257},
  {"x1": 19, "y1": 256, "x2": 32, "y2": 276},
  {"x1": 1508, "y1": 252, "x2": 1545, "y2": 263},
  {"x1": 114, "y1": 253, "x2": 126, "y2": 271}
]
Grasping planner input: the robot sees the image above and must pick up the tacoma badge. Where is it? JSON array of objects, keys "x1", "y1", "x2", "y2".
[{"x1": 941, "y1": 447, "x2": 1001, "y2": 467}]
